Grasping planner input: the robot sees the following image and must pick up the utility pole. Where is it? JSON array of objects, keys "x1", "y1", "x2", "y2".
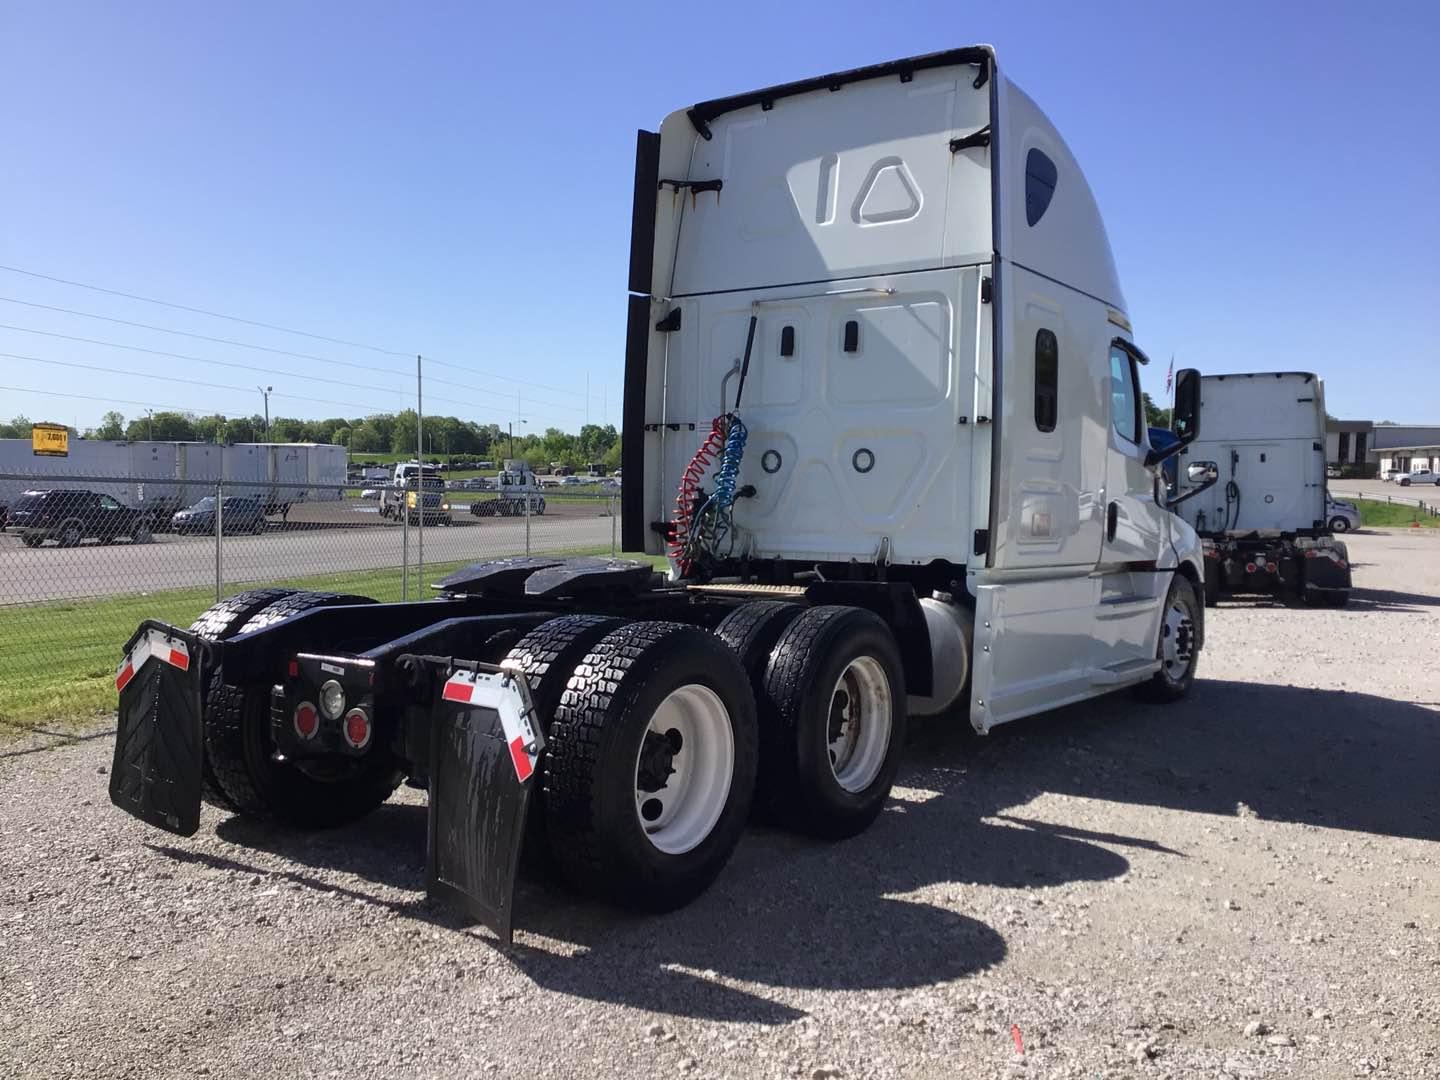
[
  {"x1": 257, "y1": 385, "x2": 272, "y2": 440},
  {"x1": 146, "y1": 408, "x2": 153, "y2": 441},
  {"x1": 416, "y1": 355, "x2": 424, "y2": 590},
  {"x1": 586, "y1": 371, "x2": 590, "y2": 426}
]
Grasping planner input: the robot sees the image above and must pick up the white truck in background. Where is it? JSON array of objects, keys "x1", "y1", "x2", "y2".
[
  {"x1": 1171, "y1": 372, "x2": 1352, "y2": 606},
  {"x1": 380, "y1": 461, "x2": 451, "y2": 525},
  {"x1": 469, "y1": 459, "x2": 547, "y2": 517}
]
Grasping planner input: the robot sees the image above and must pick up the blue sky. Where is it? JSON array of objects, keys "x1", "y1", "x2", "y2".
[{"x1": 2, "y1": 1, "x2": 1436, "y2": 433}]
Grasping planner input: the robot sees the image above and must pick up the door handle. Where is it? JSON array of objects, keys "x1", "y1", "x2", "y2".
[{"x1": 1107, "y1": 501, "x2": 1118, "y2": 542}]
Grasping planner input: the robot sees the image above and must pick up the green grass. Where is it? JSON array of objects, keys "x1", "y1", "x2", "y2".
[
  {"x1": 0, "y1": 549, "x2": 665, "y2": 738},
  {"x1": 1354, "y1": 498, "x2": 1440, "y2": 529}
]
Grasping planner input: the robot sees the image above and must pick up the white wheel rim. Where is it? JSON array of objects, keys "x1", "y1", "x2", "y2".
[
  {"x1": 633, "y1": 684, "x2": 734, "y2": 856},
  {"x1": 1160, "y1": 594, "x2": 1196, "y2": 681},
  {"x1": 826, "y1": 656, "x2": 892, "y2": 793}
]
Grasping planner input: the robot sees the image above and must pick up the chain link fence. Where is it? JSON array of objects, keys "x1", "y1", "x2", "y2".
[{"x1": 0, "y1": 468, "x2": 620, "y2": 731}]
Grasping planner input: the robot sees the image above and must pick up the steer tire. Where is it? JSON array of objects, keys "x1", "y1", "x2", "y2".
[
  {"x1": 187, "y1": 588, "x2": 301, "y2": 809},
  {"x1": 1135, "y1": 576, "x2": 1201, "y2": 703},
  {"x1": 204, "y1": 591, "x2": 403, "y2": 827},
  {"x1": 758, "y1": 605, "x2": 906, "y2": 840},
  {"x1": 544, "y1": 621, "x2": 757, "y2": 912}
]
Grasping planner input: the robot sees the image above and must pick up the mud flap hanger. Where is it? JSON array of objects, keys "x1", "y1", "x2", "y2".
[
  {"x1": 109, "y1": 620, "x2": 211, "y2": 837},
  {"x1": 400, "y1": 654, "x2": 543, "y2": 945}
]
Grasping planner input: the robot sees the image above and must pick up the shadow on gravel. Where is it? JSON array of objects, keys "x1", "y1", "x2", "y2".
[
  {"x1": 949, "y1": 680, "x2": 1440, "y2": 844},
  {"x1": 157, "y1": 676, "x2": 1438, "y2": 1021}
]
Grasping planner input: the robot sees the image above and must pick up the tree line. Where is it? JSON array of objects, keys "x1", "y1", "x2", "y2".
[{"x1": 0, "y1": 411, "x2": 622, "y2": 472}]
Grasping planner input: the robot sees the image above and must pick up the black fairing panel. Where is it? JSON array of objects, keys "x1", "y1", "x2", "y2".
[{"x1": 427, "y1": 702, "x2": 531, "y2": 944}]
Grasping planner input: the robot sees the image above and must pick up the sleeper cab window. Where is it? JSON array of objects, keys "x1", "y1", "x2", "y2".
[
  {"x1": 1034, "y1": 329, "x2": 1058, "y2": 432},
  {"x1": 1108, "y1": 345, "x2": 1140, "y2": 444},
  {"x1": 1025, "y1": 148, "x2": 1058, "y2": 227}
]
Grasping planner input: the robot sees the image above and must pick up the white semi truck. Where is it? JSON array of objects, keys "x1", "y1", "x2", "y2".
[
  {"x1": 109, "y1": 47, "x2": 1207, "y2": 941},
  {"x1": 1170, "y1": 372, "x2": 1352, "y2": 606},
  {"x1": 469, "y1": 459, "x2": 547, "y2": 517}
]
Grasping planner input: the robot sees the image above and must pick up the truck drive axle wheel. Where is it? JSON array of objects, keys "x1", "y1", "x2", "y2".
[
  {"x1": 543, "y1": 621, "x2": 757, "y2": 912},
  {"x1": 758, "y1": 606, "x2": 906, "y2": 840},
  {"x1": 202, "y1": 591, "x2": 404, "y2": 827}
]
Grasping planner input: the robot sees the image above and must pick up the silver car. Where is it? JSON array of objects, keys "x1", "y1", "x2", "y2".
[{"x1": 1326, "y1": 495, "x2": 1360, "y2": 533}]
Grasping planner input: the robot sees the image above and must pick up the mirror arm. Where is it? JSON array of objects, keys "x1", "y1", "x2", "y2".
[{"x1": 1166, "y1": 473, "x2": 1218, "y2": 508}]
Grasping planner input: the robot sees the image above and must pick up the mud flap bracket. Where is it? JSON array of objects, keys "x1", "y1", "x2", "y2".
[{"x1": 109, "y1": 622, "x2": 209, "y2": 837}]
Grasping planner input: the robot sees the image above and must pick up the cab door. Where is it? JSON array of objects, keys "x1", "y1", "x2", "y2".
[
  {"x1": 1093, "y1": 342, "x2": 1168, "y2": 673},
  {"x1": 1101, "y1": 344, "x2": 1165, "y2": 566}
]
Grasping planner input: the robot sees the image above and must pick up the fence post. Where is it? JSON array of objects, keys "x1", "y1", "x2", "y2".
[
  {"x1": 401, "y1": 482, "x2": 410, "y2": 601},
  {"x1": 213, "y1": 480, "x2": 224, "y2": 602},
  {"x1": 611, "y1": 495, "x2": 618, "y2": 555},
  {"x1": 525, "y1": 487, "x2": 532, "y2": 555}
]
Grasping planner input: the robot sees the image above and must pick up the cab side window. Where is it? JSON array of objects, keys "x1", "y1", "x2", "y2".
[
  {"x1": 1034, "y1": 329, "x2": 1058, "y2": 433},
  {"x1": 1108, "y1": 345, "x2": 1140, "y2": 444},
  {"x1": 98, "y1": 495, "x2": 120, "y2": 510}
]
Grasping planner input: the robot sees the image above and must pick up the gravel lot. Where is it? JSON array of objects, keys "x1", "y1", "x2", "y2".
[{"x1": 3, "y1": 529, "x2": 1437, "y2": 1080}]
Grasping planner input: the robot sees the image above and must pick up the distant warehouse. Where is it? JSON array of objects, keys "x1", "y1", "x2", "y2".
[
  {"x1": 1325, "y1": 421, "x2": 1440, "y2": 478},
  {"x1": 0, "y1": 438, "x2": 348, "y2": 513}
]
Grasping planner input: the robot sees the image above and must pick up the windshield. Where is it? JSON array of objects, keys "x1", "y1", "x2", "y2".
[
  {"x1": 187, "y1": 497, "x2": 216, "y2": 511},
  {"x1": 13, "y1": 493, "x2": 44, "y2": 511}
]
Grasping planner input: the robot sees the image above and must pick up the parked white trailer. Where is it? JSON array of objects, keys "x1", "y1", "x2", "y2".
[
  {"x1": 1171, "y1": 372, "x2": 1351, "y2": 605},
  {"x1": 230, "y1": 443, "x2": 347, "y2": 516}
]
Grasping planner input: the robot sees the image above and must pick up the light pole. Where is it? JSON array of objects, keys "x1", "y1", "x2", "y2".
[
  {"x1": 146, "y1": 408, "x2": 153, "y2": 441},
  {"x1": 258, "y1": 385, "x2": 272, "y2": 441},
  {"x1": 508, "y1": 418, "x2": 527, "y2": 461}
]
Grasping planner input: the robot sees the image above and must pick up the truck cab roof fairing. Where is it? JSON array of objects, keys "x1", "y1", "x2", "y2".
[{"x1": 997, "y1": 77, "x2": 1126, "y2": 314}]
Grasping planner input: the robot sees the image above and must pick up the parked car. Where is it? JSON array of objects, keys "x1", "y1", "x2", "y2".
[
  {"x1": 560, "y1": 475, "x2": 586, "y2": 486},
  {"x1": 170, "y1": 495, "x2": 267, "y2": 534},
  {"x1": 1396, "y1": 469, "x2": 1440, "y2": 487},
  {"x1": 360, "y1": 488, "x2": 382, "y2": 500},
  {"x1": 3, "y1": 488, "x2": 153, "y2": 547},
  {"x1": 1326, "y1": 495, "x2": 1360, "y2": 533},
  {"x1": 1325, "y1": 464, "x2": 1341, "y2": 479}
]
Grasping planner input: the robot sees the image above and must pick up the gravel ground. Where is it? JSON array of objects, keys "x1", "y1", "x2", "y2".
[{"x1": 3, "y1": 529, "x2": 1437, "y2": 1080}]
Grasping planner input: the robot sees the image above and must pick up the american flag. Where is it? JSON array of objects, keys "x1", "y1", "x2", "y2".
[{"x1": 1165, "y1": 356, "x2": 1174, "y2": 395}]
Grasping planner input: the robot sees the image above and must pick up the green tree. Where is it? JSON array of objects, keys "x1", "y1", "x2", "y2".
[
  {"x1": 1142, "y1": 393, "x2": 1171, "y2": 430},
  {"x1": 0, "y1": 415, "x2": 32, "y2": 439},
  {"x1": 125, "y1": 411, "x2": 196, "y2": 441},
  {"x1": 93, "y1": 411, "x2": 126, "y2": 440}
]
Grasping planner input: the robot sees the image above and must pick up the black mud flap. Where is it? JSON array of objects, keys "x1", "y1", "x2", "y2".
[
  {"x1": 109, "y1": 622, "x2": 208, "y2": 837},
  {"x1": 424, "y1": 663, "x2": 543, "y2": 945}
]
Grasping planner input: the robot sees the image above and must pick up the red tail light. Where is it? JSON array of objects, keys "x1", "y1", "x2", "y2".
[
  {"x1": 293, "y1": 701, "x2": 319, "y2": 740},
  {"x1": 1265, "y1": 562, "x2": 1278, "y2": 573},
  {"x1": 1245, "y1": 562, "x2": 1258, "y2": 574},
  {"x1": 343, "y1": 708, "x2": 372, "y2": 750}
]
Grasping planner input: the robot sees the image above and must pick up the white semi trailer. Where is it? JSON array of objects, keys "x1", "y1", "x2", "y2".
[
  {"x1": 1170, "y1": 372, "x2": 1352, "y2": 606},
  {"x1": 109, "y1": 47, "x2": 1208, "y2": 940}
]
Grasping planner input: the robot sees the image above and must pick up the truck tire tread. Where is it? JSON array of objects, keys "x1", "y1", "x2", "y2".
[
  {"x1": 759, "y1": 605, "x2": 907, "y2": 839},
  {"x1": 188, "y1": 588, "x2": 300, "y2": 808},
  {"x1": 544, "y1": 621, "x2": 757, "y2": 911}
]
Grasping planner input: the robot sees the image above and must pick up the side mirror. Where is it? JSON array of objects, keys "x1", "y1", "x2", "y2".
[
  {"x1": 1186, "y1": 461, "x2": 1218, "y2": 486},
  {"x1": 1172, "y1": 368, "x2": 1201, "y2": 441}
]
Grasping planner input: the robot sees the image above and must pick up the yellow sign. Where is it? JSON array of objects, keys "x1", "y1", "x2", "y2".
[{"x1": 31, "y1": 423, "x2": 69, "y2": 457}]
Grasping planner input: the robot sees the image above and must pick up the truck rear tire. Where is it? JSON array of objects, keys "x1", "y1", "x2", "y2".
[
  {"x1": 1135, "y1": 576, "x2": 1200, "y2": 703},
  {"x1": 188, "y1": 588, "x2": 301, "y2": 809},
  {"x1": 714, "y1": 600, "x2": 804, "y2": 703},
  {"x1": 203, "y1": 591, "x2": 404, "y2": 827},
  {"x1": 502, "y1": 614, "x2": 626, "y2": 877},
  {"x1": 544, "y1": 621, "x2": 757, "y2": 912},
  {"x1": 758, "y1": 606, "x2": 907, "y2": 840}
]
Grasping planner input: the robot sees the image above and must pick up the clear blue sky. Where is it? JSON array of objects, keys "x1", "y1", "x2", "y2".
[{"x1": 2, "y1": 1, "x2": 1437, "y2": 433}]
